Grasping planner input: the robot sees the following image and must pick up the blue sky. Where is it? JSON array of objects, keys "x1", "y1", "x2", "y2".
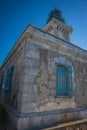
[{"x1": 0, "y1": 0, "x2": 87, "y2": 64}]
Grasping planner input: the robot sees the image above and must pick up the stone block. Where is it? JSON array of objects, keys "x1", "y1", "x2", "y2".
[
  {"x1": 24, "y1": 74, "x2": 35, "y2": 83},
  {"x1": 27, "y1": 38, "x2": 41, "y2": 47},
  {"x1": 17, "y1": 118, "x2": 29, "y2": 130},
  {"x1": 45, "y1": 33, "x2": 57, "y2": 43},
  {"x1": 22, "y1": 93, "x2": 34, "y2": 103},
  {"x1": 49, "y1": 89, "x2": 56, "y2": 96},
  {"x1": 80, "y1": 111, "x2": 87, "y2": 118},
  {"x1": 28, "y1": 42, "x2": 38, "y2": 51},
  {"x1": 49, "y1": 80, "x2": 56, "y2": 89},
  {"x1": 21, "y1": 103, "x2": 37, "y2": 113},
  {"x1": 48, "y1": 61, "x2": 56, "y2": 74},
  {"x1": 26, "y1": 50, "x2": 40, "y2": 60},
  {"x1": 19, "y1": 74, "x2": 35, "y2": 84},
  {"x1": 24, "y1": 67, "x2": 38, "y2": 76},
  {"x1": 49, "y1": 74, "x2": 56, "y2": 81},
  {"x1": 27, "y1": 26, "x2": 44, "y2": 37},
  {"x1": 23, "y1": 58, "x2": 39, "y2": 67},
  {"x1": 29, "y1": 116, "x2": 43, "y2": 128},
  {"x1": 21, "y1": 84, "x2": 37, "y2": 94},
  {"x1": 17, "y1": 102, "x2": 22, "y2": 112}
]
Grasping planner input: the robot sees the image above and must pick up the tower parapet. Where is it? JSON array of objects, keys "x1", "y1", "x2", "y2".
[{"x1": 43, "y1": 8, "x2": 73, "y2": 42}]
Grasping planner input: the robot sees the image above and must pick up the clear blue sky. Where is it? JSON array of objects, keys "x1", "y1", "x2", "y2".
[{"x1": 0, "y1": 0, "x2": 87, "y2": 65}]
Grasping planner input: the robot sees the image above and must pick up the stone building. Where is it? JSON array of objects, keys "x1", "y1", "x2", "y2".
[{"x1": 0, "y1": 8, "x2": 87, "y2": 130}]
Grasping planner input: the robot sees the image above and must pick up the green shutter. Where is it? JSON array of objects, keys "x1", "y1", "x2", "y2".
[
  {"x1": 0, "y1": 72, "x2": 4, "y2": 88},
  {"x1": 56, "y1": 64, "x2": 73, "y2": 97},
  {"x1": 5, "y1": 66, "x2": 14, "y2": 93}
]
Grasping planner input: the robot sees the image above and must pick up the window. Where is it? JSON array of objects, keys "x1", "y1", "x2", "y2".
[
  {"x1": 5, "y1": 65, "x2": 14, "y2": 93},
  {"x1": 0, "y1": 72, "x2": 4, "y2": 88},
  {"x1": 56, "y1": 63, "x2": 73, "y2": 97}
]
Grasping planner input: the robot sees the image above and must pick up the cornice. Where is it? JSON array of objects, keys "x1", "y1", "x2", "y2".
[
  {"x1": 26, "y1": 25, "x2": 87, "y2": 58},
  {"x1": 1, "y1": 24, "x2": 87, "y2": 69}
]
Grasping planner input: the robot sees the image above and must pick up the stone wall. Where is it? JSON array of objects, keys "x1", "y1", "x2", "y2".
[
  {"x1": 0, "y1": 39, "x2": 26, "y2": 112},
  {"x1": 20, "y1": 36, "x2": 87, "y2": 113},
  {"x1": 11, "y1": 108, "x2": 87, "y2": 130},
  {"x1": 0, "y1": 25, "x2": 87, "y2": 130}
]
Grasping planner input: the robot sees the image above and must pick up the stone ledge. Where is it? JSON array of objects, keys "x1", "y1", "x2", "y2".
[
  {"x1": 3, "y1": 103, "x2": 87, "y2": 118},
  {"x1": 27, "y1": 25, "x2": 87, "y2": 57},
  {"x1": 19, "y1": 107, "x2": 87, "y2": 118}
]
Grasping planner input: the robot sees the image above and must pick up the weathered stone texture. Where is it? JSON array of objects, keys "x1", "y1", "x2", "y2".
[
  {"x1": 1, "y1": 36, "x2": 87, "y2": 114},
  {"x1": 12, "y1": 37, "x2": 85, "y2": 114},
  {"x1": 0, "y1": 40, "x2": 27, "y2": 112},
  {"x1": 13, "y1": 109, "x2": 87, "y2": 130},
  {"x1": 1, "y1": 25, "x2": 87, "y2": 130}
]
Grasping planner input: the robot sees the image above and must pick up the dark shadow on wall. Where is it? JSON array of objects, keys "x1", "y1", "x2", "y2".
[
  {"x1": 0, "y1": 104, "x2": 16, "y2": 130},
  {"x1": 0, "y1": 104, "x2": 9, "y2": 130}
]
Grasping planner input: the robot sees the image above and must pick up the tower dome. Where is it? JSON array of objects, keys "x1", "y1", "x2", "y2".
[{"x1": 46, "y1": 8, "x2": 66, "y2": 24}]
